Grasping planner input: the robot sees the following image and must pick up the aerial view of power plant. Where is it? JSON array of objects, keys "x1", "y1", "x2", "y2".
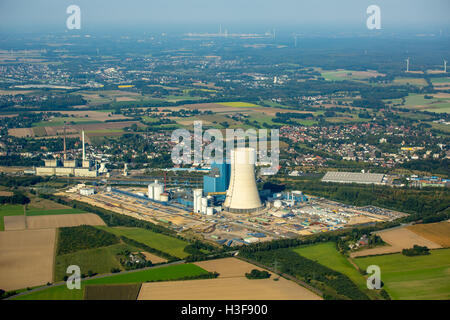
[{"x1": 0, "y1": 0, "x2": 449, "y2": 313}]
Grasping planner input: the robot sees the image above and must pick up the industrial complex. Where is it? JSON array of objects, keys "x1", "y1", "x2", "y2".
[{"x1": 58, "y1": 147, "x2": 406, "y2": 247}]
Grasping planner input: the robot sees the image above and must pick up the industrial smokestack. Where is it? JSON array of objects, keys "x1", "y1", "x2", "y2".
[
  {"x1": 63, "y1": 123, "x2": 67, "y2": 161},
  {"x1": 82, "y1": 129, "x2": 85, "y2": 161},
  {"x1": 224, "y1": 148, "x2": 262, "y2": 213}
]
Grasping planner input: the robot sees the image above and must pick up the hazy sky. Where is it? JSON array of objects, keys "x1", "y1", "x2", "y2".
[{"x1": 1, "y1": 0, "x2": 449, "y2": 33}]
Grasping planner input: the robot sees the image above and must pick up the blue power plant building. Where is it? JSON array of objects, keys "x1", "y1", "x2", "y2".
[{"x1": 203, "y1": 162, "x2": 231, "y2": 195}]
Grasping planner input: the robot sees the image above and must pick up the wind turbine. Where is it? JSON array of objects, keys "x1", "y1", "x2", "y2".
[{"x1": 405, "y1": 57, "x2": 410, "y2": 72}]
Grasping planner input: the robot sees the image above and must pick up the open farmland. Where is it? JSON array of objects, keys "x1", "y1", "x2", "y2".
[
  {"x1": 4, "y1": 215, "x2": 26, "y2": 231},
  {"x1": 84, "y1": 284, "x2": 141, "y2": 300},
  {"x1": 354, "y1": 248, "x2": 450, "y2": 300},
  {"x1": 406, "y1": 221, "x2": 450, "y2": 247},
  {"x1": 96, "y1": 226, "x2": 189, "y2": 259},
  {"x1": 26, "y1": 213, "x2": 106, "y2": 229},
  {"x1": 292, "y1": 242, "x2": 369, "y2": 294},
  {"x1": 0, "y1": 204, "x2": 24, "y2": 231},
  {"x1": 14, "y1": 263, "x2": 207, "y2": 300},
  {"x1": 0, "y1": 229, "x2": 56, "y2": 291},
  {"x1": 54, "y1": 243, "x2": 137, "y2": 281},
  {"x1": 139, "y1": 257, "x2": 321, "y2": 300},
  {"x1": 351, "y1": 227, "x2": 442, "y2": 258}
]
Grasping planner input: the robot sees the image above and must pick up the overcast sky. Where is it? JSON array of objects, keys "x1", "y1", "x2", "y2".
[{"x1": 1, "y1": 0, "x2": 449, "y2": 33}]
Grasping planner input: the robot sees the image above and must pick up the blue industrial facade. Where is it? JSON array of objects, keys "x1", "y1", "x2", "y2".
[{"x1": 203, "y1": 162, "x2": 231, "y2": 195}]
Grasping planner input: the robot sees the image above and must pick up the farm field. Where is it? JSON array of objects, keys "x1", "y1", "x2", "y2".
[
  {"x1": 14, "y1": 263, "x2": 208, "y2": 300},
  {"x1": 292, "y1": 242, "x2": 367, "y2": 292},
  {"x1": 97, "y1": 226, "x2": 190, "y2": 258},
  {"x1": 393, "y1": 77, "x2": 428, "y2": 87},
  {"x1": 218, "y1": 102, "x2": 260, "y2": 108},
  {"x1": 350, "y1": 227, "x2": 442, "y2": 258},
  {"x1": 26, "y1": 213, "x2": 106, "y2": 229},
  {"x1": 406, "y1": 221, "x2": 450, "y2": 247},
  {"x1": 84, "y1": 283, "x2": 141, "y2": 300},
  {"x1": 0, "y1": 229, "x2": 56, "y2": 291},
  {"x1": 321, "y1": 69, "x2": 383, "y2": 81},
  {"x1": 26, "y1": 208, "x2": 87, "y2": 216},
  {"x1": 54, "y1": 243, "x2": 140, "y2": 281},
  {"x1": 354, "y1": 248, "x2": 450, "y2": 300},
  {"x1": 0, "y1": 204, "x2": 24, "y2": 231},
  {"x1": 3, "y1": 215, "x2": 26, "y2": 231},
  {"x1": 140, "y1": 258, "x2": 321, "y2": 300}
]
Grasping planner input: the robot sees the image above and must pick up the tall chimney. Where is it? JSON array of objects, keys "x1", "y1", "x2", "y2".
[
  {"x1": 63, "y1": 123, "x2": 67, "y2": 161},
  {"x1": 82, "y1": 129, "x2": 85, "y2": 161}
]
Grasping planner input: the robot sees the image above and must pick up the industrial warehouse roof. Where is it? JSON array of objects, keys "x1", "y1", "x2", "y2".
[{"x1": 322, "y1": 171, "x2": 385, "y2": 185}]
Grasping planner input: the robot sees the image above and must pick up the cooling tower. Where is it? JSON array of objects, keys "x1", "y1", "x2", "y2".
[{"x1": 224, "y1": 148, "x2": 263, "y2": 213}]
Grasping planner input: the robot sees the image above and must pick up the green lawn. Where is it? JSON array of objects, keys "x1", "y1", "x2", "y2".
[
  {"x1": 0, "y1": 204, "x2": 24, "y2": 231},
  {"x1": 96, "y1": 226, "x2": 190, "y2": 258},
  {"x1": 354, "y1": 248, "x2": 450, "y2": 300},
  {"x1": 14, "y1": 263, "x2": 208, "y2": 300},
  {"x1": 26, "y1": 208, "x2": 87, "y2": 216}
]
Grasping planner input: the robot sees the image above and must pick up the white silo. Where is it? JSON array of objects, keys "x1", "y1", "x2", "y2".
[
  {"x1": 153, "y1": 181, "x2": 163, "y2": 201},
  {"x1": 201, "y1": 197, "x2": 208, "y2": 214},
  {"x1": 224, "y1": 148, "x2": 262, "y2": 213},
  {"x1": 148, "y1": 183, "x2": 154, "y2": 199},
  {"x1": 193, "y1": 189, "x2": 202, "y2": 213}
]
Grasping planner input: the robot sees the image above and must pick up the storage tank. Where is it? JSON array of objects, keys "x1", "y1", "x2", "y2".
[
  {"x1": 193, "y1": 189, "x2": 203, "y2": 213},
  {"x1": 160, "y1": 192, "x2": 169, "y2": 202},
  {"x1": 148, "y1": 184, "x2": 154, "y2": 199},
  {"x1": 224, "y1": 148, "x2": 263, "y2": 213},
  {"x1": 153, "y1": 180, "x2": 163, "y2": 201},
  {"x1": 273, "y1": 200, "x2": 282, "y2": 208},
  {"x1": 201, "y1": 197, "x2": 208, "y2": 214}
]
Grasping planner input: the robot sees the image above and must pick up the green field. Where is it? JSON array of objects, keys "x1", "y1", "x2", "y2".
[
  {"x1": 218, "y1": 102, "x2": 260, "y2": 108},
  {"x1": 97, "y1": 226, "x2": 190, "y2": 258},
  {"x1": 292, "y1": 242, "x2": 368, "y2": 292},
  {"x1": 354, "y1": 248, "x2": 450, "y2": 300},
  {"x1": 430, "y1": 77, "x2": 450, "y2": 84},
  {"x1": 0, "y1": 204, "x2": 24, "y2": 231},
  {"x1": 26, "y1": 208, "x2": 87, "y2": 216},
  {"x1": 14, "y1": 263, "x2": 208, "y2": 300},
  {"x1": 54, "y1": 243, "x2": 137, "y2": 281}
]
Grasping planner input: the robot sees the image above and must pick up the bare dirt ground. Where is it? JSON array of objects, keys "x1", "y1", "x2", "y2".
[
  {"x1": 346, "y1": 216, "x2": 379, "y2": 225},
  {"x1": 8, "y1": 128, "x2": 34, "y2": 138},
  {"x1": 138, "y1": 277, "x2": 322, "y2": 300},
  {"x1": 137, "y1": 257, "x2": 321, "y2": 300},
  {"x1": 0, "y1": 229, "x2": 56, "y2": 291},
  {"x1": 0, "y1": 191, "x2": 13, "y2": 196},
  {"x1": 406, "y1": 221, "x2": 450, "y2": 247},
  {"x1": 27, "y1": 197, "x2": 71, "y2": 210},
  {"x1": 350, "y1": 227, "x2": 442, "y2": 258},
  {"x1": 26, "y1": 213, "x2": 106, "y2": 229},
  {"x1": 4, "y1": 215, "x2": 26, "y2": 231},
  {"x1": 139, "y1": 252, "x2": 168, "y2": 264}
]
